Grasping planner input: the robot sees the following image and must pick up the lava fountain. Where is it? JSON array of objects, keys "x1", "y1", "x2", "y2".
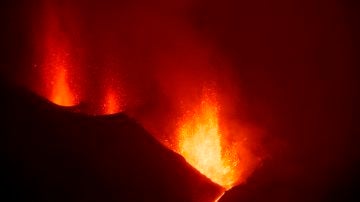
[
  {"x1": 40, "y1": 0, "x2": 79, "y2": 106},
  {"x1": 50, "y1": 67, "x2": 75, "y2": 106},
  {"x1": 102, "y1": 84, "x2": 123, "y2": 115},
  {"x1": 177, "y1": 86, "x2": 243, "y2": 191}
]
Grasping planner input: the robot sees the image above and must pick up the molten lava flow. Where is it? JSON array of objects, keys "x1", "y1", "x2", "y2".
[
  {"x1": 103, "y1": 87, "x2": 122, "y2": 114},
  {"x1": 214, "y1": 191, "x2": 225, "y2": 202},
  {"x1": 177, "y1": 87, "x2": 239, "y2": 190}
]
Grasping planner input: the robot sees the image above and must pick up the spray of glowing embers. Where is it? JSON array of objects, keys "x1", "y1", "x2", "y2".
[
  {"x1": 44, "y1": 42, "x2": 77, "y2": 107},
  {"x1": 33, "y1": 2, "x2": 261, "y2": 200},
  {"x1": 40, "y1": 2, "x2": 78, "y2": 107},
  {"x1": 102, "y1": 82, "x2": 123, "y2": 115},
  {"x1": 176, "y1": 87, "x2": 258, "y2": 191},
  {"x1": 36, "y1": 1, "x2": 124, "y2": 114}
]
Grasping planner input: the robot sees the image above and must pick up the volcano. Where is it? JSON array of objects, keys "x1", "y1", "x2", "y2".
[
  {"x1": 1, "y1": 0, "x2": 360, "y2": 201},
  {"x1": 0, "y1": 82, "x2": 223, "y2": 202}
]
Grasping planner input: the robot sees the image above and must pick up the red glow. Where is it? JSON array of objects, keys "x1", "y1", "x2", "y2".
[
  {"x1": 40, "y1": 1, "x2": 78, "y2": 107},
  {"x1": 30, "y1": 2, "x2": 261, "y2": 198},
  {"x1": 102, "y1": 87, "x2": 122, "y2": 114},
  {"x1": 176, "y1": 86, "x2": 251, "y2": 190},
  {"x1": 51, "y1": 68, "x2": 76, "y2": 107},
  {"x1": 14, "y1": 0, "x2": 356, "y2": 201}
]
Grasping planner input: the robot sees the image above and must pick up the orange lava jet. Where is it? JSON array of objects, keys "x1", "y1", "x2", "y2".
[
  {"x1": 41, "y1": 1, "x2": 78, "y2": 106},
  {"x1": 177, "y1": 87, "x2": 240, "y2": 190},
  {"x1": 50, "y1": 67, "x2": 76, "y2": 106},
  {"x1": 102, "y1": 87, "x2": 122, "y2": 114}
]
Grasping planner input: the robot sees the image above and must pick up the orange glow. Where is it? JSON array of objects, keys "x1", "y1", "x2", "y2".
[
  {"x1": 50, "y1": 67, "x2": 76, "y2": 106},
  {"x1": 41, "y1": 1, "x2": 78, "y2": 107},
  {"x1": 45, "y1": 40, "x2": 78, "y2": 106},
  {"x1": 103, "y1": 87, "x2": 122, "y2": 114},
  {"x1": 214, "y1": 191, "x2": 225, "y2": 202},
  {"x1": 177, "y1": 87, "x2": 240, "y2": 190}
]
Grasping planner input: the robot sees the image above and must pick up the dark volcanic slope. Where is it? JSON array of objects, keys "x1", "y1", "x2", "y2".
[{"x1": 0, "y1": 82, "x2": 223, "y2": 202}]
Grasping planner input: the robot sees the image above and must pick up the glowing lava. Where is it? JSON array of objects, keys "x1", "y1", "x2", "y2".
[
  {"x1": 50, "y1": 67, "x2": 76, "y2": 106},
  {"x1": 103, "y1": 87, "x2": 122, "y2": 114},
  {"x1": 177, "y1": 87, "x2": 239, "y2": 190},
  {"x1": 41, "y1": 1, "x2": 78, "y2": 107},
  {"x1": 214, "y1": 191, "x2": 225, "y2": 202}
]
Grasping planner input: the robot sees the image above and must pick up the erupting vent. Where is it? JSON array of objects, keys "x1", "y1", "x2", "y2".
[
  {"x1": 48, "y1": 64, "x2": 76, "y2": 107},
  {"x1": 42, "y1": 1, "x2": 78, "y2": 106},
  {"x1": 177, "y1": 87, "x2": 241, "y2": 190},
  {"x1": 102, "y1": 86, "x2": 122, "y2": 114}
]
